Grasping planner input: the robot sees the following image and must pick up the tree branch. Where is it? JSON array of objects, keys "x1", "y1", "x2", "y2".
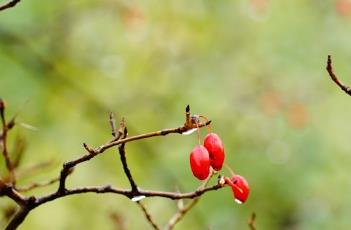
[
  {"x1": 326, "y1": 55, "x2": 351, "y2": 96},
  {"x1": 16, "y1": 176, "x2": 60, "y2": 192},
  {"x1": 0, "y1": 0, "x2": 21, "y2": 12},
  {"x1": 4, "y1": 105, "x2": 223, "y2": 229},
  {"x1": 0, "y1": 99, "x2": 16, "y2": 184},
  {"x1": 137, "y1": 201, "x2": 160, "y2": 230},
  {"x1": 164, "y1": 171, "x2": 216, "y2": 230},
  {"x1": 0, "y1": 179, "x2": 26, "y2": 206},
  {"x1": 57, "y1": 106, "x2": 211, "y2": 193}
]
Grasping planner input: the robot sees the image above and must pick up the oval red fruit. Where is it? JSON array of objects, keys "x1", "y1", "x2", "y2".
[
  {"x1": 189, "y1": 145, "x2": 210, "y2": 180},
  {"x1": 226, "y1": 175, "x2": 250, "y2": 204},
  {"x1": 204, "y1": 133, "x2": 225, "y2": 171}
]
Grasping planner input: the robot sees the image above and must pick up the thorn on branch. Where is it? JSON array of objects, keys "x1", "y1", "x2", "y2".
[{"x1": 326, "y1": 55, "x2": 351, "y2": 96}]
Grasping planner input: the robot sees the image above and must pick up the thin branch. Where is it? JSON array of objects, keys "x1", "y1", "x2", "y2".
[
  {"x1": 326, "y1": 55, "x2": 351, "y2": 95},
  {"x1": 0, "y1": 99, "x2": 16, "y2": 184},
  {"x1": 57, "y1": 106, "x2": 211, "y2": 193},
  {"x1": 164, "y1": 198, "x2": 199, "y2": 230},
  {"x1": 137, "y1": 201, "x2": 160, "y2": 230},
  {"x1": 97, "y1": 120, "x2": 211, "y2": 153},
  {"x1": 118, "y1": 127, "x2": 138, "y2": 193},
  {"x1": 16, "y1": 176, "x2": 60, "y2": 192},
  {"x1": 112, "y1": 114, "x2": 158, "y2": 229},
  {"x1": 0, "y1": 0, "x2": 21, "y2": 12},
  {"x1": 4, "y1": 105, "x2": 219, "y2": 230},
  {"x1": 248, "y1": 212, "x2": 256, "y2": 230},
  {"x1": 164, "y1": 171, "x2": 216, "y2": 230},
  {"x1": 110, "y1": 115, "x2": 138, "y2": 193}
]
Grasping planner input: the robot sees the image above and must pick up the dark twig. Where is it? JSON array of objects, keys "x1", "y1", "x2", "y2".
[
  {"x1": 0, "y1": 99, "x2": 16, "y2": 184},
  {"x1": 137, "y1": 201, "x2": 160, "y2": 230},
  {"x1": 4, "y1": 105, "x2": 221, "y2": 229},
  {"x1": 57, "y1": 107, "x2": 211, "y2": 193},
  {"x1": 118, "y1": 127, "x2": 139, "y2": 193},
  {"x1": 110, "y1": 115, "x2": 138, "y2": 193},
  {"x1": 0, "y1": 0, "x2": 21, "y2": 12},
  {"x1": 0, "y1": 179, "x2": 26, "y2": 206},
  {"x1": 6, "y1": 181, "x2": 223, "y2": 229},
  {"x1": 111, "y1": 114, "x2": 158, "y2": 229},
  {"x1": 248, "y1": 212, "x2": 256, "y2": 230},
  {"x1": 326, "y1": 55, "x2": 351, "y2": 95}
]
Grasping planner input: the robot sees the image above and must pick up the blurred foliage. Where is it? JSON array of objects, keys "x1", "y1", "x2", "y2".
[{"x1": 2, "y1": 0, "x2": 351, "y2": 229}]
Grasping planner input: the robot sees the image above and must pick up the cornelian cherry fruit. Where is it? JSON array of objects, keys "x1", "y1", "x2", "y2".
[
  {"x1": 204, "y1": 133, "x2": 225, "y2": 171},
  {"x1": 189, "y1": 145, "x2": 210, "y2": 180},
  {"x1": 225, "y1": 175, "x2": 250, "y2": 204}
]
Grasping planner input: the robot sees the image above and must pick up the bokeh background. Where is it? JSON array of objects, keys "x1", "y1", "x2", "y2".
[{"x1": 1, "y1": 0, "x2": 351, "y2": 229}]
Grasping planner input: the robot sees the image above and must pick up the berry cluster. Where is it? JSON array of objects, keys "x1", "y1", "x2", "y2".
[{"x1": 188, "y1": 117, "x2": 250, "y2": 204}]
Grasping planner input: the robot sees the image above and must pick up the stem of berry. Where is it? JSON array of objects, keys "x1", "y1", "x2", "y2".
[{"x1": 199, "y1": 115, "x2": 212, "y2": 133}]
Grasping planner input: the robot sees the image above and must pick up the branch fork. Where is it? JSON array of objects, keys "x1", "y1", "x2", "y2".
[{"x1": 0, "y1": 104, "x2": 224, "y2": 230}]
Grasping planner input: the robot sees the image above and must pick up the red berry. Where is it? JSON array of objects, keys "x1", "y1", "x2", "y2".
[
  {"x1": 226, "y1": 175, "x2": 250, "y2": 204},
  {"x1": 204, "y1": 133, "x2": 225, "y2": 171},
  {"x1": 189, "y1": 145, "x2": 210, "y2": 180}
]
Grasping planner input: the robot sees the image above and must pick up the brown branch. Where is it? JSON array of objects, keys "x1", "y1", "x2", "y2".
[
  {"x1": 0, "y1": 179, "x2": 26, "y2": 206},
  {"x1": 164, "y1": 171, "x2": 217, "y2": 230},
  {"x1": 57, "y1": 106, "x2": 211, "y2": 193},
  {"x1": 110, "y1": 114, "x2": 138, "y2": 193},
  {"x1": 118, "y1": 127, "x2": 139, "y2": 193},
  {"x1": 0, "y1": 99, "x2": 16, "y2": 184},
  {"x1": 137, "y1": 201, "x2": 160, "y2": 230},
  {"x1": 0, "y1": 0, "x2": 21, "y2": 11},
  {"x1": 6, "y1": 181, "x2": 224, "y2": 229},
  {"x1": 248, "y1": 212, "x2": 256, "y2": 230},
  {"x1": 4, "y1": 105, "x2": 220, "y2": 229},
  {"x1": 326, "y1": 55, "x2": 351, "y2": 96},
  {"x1": 16, "y1": 176, "x2": 60, "y2": 192},
  {"x1": 165, "y1": 198, "x2": 199, "y2": 230}
]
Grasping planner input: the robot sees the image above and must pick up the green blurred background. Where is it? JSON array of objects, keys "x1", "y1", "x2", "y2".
[{"x1": 1, "y1": 0, "x2": 351, "y2": 229}]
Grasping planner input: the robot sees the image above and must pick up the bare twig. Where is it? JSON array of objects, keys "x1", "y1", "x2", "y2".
[
  {"x1": 248, "y1": 212, "x2": 256, "y2": 230},
  {"x1": 164, "y1": 171, "x2": 216, "y2": 230},
  {"x1": 326, "y1": 55, "x2": 351, "y2": 96},
  {"x1": 118, "y1": 128, "x2": 139, "y2": 193},
  {"x1": 0, "y1": 0, "x2": 21, "y2": 12},
  {"x1": 0, "y1": 99, "x2": 16, "y2": 184},
  {"x1": 110, "y1": 115, "x2": 138, "y2": 193},
  {"x1": 16, "y1": 176, "x2": 60, "y2": 192},
  {"x1": 57, "y1": 106, "x2": 211, "y2": 193},
  {"x1": 137, "y1": 201, "x2": 160, "y2": 230},
  {"x1": 4, "y1": 105, "x2": 222, "y2": 230}
]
